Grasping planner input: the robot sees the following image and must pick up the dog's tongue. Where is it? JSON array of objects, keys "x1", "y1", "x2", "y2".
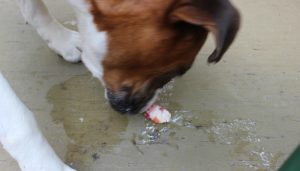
[{"x1": 144, "y1": 104, "x2": 171, "y2": 124}]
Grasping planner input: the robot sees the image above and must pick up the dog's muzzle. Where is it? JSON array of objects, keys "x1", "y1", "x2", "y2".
[{"x1": 106, "y1": 87, "x2": 155, "y2": 114}]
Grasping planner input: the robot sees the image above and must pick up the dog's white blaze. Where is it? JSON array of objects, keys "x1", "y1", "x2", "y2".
[
  {"x1": 0, "y1": 73, "x2": 75, "y2": 171},
  {"x1": 69, "y1": 0, "x2": 108, "y2": 82}
]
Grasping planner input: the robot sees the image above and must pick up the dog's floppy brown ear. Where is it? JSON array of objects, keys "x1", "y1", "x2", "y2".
[{"x1": 170, "y1": 0, "x2": 241, "y2": 63}]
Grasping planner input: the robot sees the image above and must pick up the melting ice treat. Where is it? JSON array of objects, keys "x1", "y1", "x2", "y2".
[{"x1": 145, "y1": 104, "x2": 171, "y2": 124}]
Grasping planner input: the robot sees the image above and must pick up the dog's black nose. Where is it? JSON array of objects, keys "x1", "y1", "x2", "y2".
[{"x1": 106, "y1": 88, "x2": 153, "y2": 114}]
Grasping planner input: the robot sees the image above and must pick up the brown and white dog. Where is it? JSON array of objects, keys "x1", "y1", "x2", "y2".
[
  {"x1": 0, "y1": 0, "x2": 240, "y2": 170},
  {"x1": 16, "y1": 0, "x2": 240, "y2": 114}
]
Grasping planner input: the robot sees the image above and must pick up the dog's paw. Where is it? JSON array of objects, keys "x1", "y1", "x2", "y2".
[
  {"x1": 37, "y1": 21, "x2": 82, "y2": 63},
  {"x1": 47, "y1": 30, "x2": 82, "y2": 63},
  {"x1": 50, "y1": 30, "x2": 82, "y2": 63}
]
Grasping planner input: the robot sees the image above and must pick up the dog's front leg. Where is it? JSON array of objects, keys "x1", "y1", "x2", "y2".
[
  {"x1": 15, "y1": 0, "x2": 82, "y2": 62},
  {"x1": 0, "y1": 73, "x2": 76, "y2": 171}
]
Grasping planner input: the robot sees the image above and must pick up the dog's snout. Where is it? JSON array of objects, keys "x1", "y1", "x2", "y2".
[
  {"x1": 106, "y1": 88, "x2": 153, "y2": 114},
  {"x1": 106, "y1": 88, "x2": 131, "y2": 114}
]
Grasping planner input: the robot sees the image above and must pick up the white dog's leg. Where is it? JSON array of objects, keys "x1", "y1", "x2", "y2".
[
  {"x1": 15, "y1": 0, "x2": 81, "y2": 62},
  {"x1": 0, "y1": 73, "x2": 76, "y2": 171}
]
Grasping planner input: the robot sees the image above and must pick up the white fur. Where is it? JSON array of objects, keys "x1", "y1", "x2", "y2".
[
  {"x1": 15, "y1": 0, "x2": 82, "y2": 62},
  {"x1": 0, "y1": 73, "x2": 76, "y2": 171},
  {"x1": 68, "y1": 0, "x2": 108, "y2": 81},
  {"x1": 16, "y1": 0, "x2": 108, "y2": 79},
  {"x1": 5, "y1": 0, "x2": 106, "y2": 170}
]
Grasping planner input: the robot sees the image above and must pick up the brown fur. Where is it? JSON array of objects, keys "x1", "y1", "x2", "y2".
[{"x1": 86, "y1": 0, "x2": 240, "y2": 113}]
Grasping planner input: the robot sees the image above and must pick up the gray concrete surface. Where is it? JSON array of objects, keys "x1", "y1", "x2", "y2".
[{"x1": 0, "y1": 0, "x2": 300, "y2": 170}]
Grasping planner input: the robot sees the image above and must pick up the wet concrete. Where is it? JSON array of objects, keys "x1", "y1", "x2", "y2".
[
  {"x1": 47, "y1": 74, "x2": 128, "y2": 170},
  {"x1": 1, "y1": 0, "x2": 300, "y2": 171}
]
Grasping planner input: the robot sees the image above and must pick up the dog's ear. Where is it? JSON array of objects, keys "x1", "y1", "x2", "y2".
[{"x1": 170, "y1": 0, "x2": 241, "y2": 63}]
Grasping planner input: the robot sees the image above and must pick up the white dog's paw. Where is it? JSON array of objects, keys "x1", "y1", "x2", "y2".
[
  {"x1": 49, "y1": 30, "x2": 82, "y2": 63},
  {"x1": 37, "y1": 21, "x2": 82, "y2": 63}
]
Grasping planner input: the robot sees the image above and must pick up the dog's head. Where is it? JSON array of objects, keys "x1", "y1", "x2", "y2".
[{"x1": 80, "y1": 0, "x2": 240, "y2": 114}]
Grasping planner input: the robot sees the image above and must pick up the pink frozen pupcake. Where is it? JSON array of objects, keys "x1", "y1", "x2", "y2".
[{"x1": 145, "y1": 104, "x2": 171, "y2": 124}]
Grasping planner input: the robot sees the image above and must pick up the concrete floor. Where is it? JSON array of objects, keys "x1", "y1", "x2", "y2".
[{"x1": 1, "y1": 0, "x2": 300, "y2": 171}]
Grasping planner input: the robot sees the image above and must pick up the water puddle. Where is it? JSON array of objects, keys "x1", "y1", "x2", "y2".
[
  {"x1": 47, "y1": 75, "x2": 282, "y2": 171},
  {"x1": 47, "y1": 74, "x2": 128, "y2": 170},
  {"x1": 132, "y1": 80, "x2": 282, "y2": 171},
  {"x1": 208, "y1": 119, "x2": 283, "y2": 171}
]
